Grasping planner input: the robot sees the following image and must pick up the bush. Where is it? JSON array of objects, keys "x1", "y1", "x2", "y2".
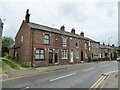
[{"x1": 3, "y1": 52, "x2": 10, "y2": 59}]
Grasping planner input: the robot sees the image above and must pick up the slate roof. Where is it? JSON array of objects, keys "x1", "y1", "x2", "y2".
[
  {"x1": 27, "y1": 22, "x2": 85, "y2": 39},
  {"x1": 99, "y1": 44, "x2": 113, "y2": 49},
  {"x1": 27, "y1": 22, "x2": 101, "y2": 43},
  {"x1": 84, "y1": 37, "x2": 99, "y2": 43}
]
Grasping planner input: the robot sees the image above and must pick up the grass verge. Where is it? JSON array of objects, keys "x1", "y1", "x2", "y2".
[{"x1": 2, "y1": 58, "x2": 20, "y2": 70}]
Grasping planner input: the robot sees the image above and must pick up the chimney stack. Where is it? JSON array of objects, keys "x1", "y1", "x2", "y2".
[
  {"x1": 112, "y1": 44, "x2": 114, "y2": 47},
  {"x1": 25, "y1": 9, "x2": 30, "y2": 23},
  {"x1": 71, "y1": 28, "x2": 75, "y2": 34},
  {"x1": 103, "y1": 42, "x2": 105, "y2": 45},
  {"x1": 60, "y1": 25, "x2": 65, "y2": 31},
  {"x1": 80, "y1": 32, "x2": 84, "y2": 37}
]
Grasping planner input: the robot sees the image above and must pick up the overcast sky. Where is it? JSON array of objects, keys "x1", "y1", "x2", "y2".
[{"x1": 0, "y1": 0, "x2": 119, "y2": 46}]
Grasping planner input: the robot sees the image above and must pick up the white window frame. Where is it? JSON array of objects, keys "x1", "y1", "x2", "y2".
[
  {"x1": 35, "y1": 48, "x2": 45, "y2": 60},
  {"x1": 44, "y1": 34, "x2": 50, "y2": 44},
  {"x1": 62, "y1": 37, "x2": 67, "y2": 47},
  {"x1": 21, "y1": 35, "x2": 24, "y2": 42},
  {"x1": 76, "y1": 50, "x2": 79, "y2": 59},
  {"x1": 85, "y1": 43, "x2": 87, "y2": 49},
  {"x1": 62, "y1": 50, "x2": 68, "y2": 59},
  {"x1": 85, "y1": 51, "x2": 88, "y2": 58}
]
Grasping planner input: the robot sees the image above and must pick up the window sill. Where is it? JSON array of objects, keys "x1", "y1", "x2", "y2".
[
  {"x1": 35, "y1": 59, "x2": 44, "y2": 61},
  {"x1": 44, "y1": 44, "x2": 50, "y2": 45},
  {"x1": 62, "y1": 58, "x2": 68, "y2": 59},
  {"x1": 62, "y1": 45, "x2": 67, "y2": 47}
]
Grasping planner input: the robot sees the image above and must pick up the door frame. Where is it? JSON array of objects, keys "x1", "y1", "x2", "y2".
[
  {"x1": 81, "y1": 51, "x2": 83, "y2": 61},
  {"x1": 54, "y1": 50, "x2": 59, "y2": 64},
  {"x1": 49, "y1": 49, "x2": 53, "y2": 64},
  {"x1": 70, "y1": 51, "x2": 74, "y2": 63}
]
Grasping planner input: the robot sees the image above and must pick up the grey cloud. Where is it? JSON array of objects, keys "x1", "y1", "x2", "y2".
[
  {"x1": 58, "y1": 2, "x2": 87, "y2": 23},
  {"x1": 96, "y1": 2, "x2": 116, "y2": 17}
]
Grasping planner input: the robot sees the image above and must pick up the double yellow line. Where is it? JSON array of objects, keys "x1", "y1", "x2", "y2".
[{"x1": 89, "y1": 70, "x2": 118, "y2": 90}]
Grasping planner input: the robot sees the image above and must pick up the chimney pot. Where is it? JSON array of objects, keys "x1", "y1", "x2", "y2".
[
  {"x1": 60, "y1": 25, "x2": 65, "y2": 31},
  {"x1": 71, "y1": 28, "x2": 75, "y2": 34},
  {"x1": 80, "y1": 32, "x2": 84, "y2": 37}
]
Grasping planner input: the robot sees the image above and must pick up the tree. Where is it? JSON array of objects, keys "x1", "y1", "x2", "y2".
[{"x1": 2, "y1": 36, "x2": 14, "y2": 56}]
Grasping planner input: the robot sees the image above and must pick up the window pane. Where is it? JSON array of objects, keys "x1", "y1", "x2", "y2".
[
  {"x1": 44, "y1": 35, "x2": 49, "y2": 44},
  {"x1": 62, "y1": 51, "x2": 64, "y2": 58},
  {"x1": 36, "y1": 50, "x2": 39, "y2": 54},
  {"x1": 46, "y1": 35, "x2": 49, "y2": 39},
  {"x1": 47, "y1": 40, "x2": 49, "y2": 44},
  {"x1": 40, "y1": 50, "x2": 44, "y2": 53},
  {"x1": 35, "y1": 55, "x2": 39, "y2": 59},
  {"x1": 65, "y1": 51, "x2": 66, "y2": 57},
  {"x1": 62, "y1": 37, "x2": 67, "y2": 46},
  {"x1": 40, "y1": 55, "x2": 44, "y2": 59},
  {"x1": 44, "y1": 40, "x2": 46, "y2": 44},
  {"x1": 35, "y1": 49, "x2": 45, "y2": 60}
]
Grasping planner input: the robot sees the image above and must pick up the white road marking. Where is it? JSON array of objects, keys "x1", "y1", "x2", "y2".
[
  {"x1": 50, "y1": 73, "x2": 77, "y2": 82},
  {"x1": 100, "y1": 62, "x2": 106, "y2": 63},
  {"x1": 82, "y1": 67, "x2": 95, "y2": 72},
  {"x1": 86, "y1": 63, "x2": 93, "y2": 64},
  {"x1": 20, "y1": 86, "x2": 30, "y2": 90},
  {"x1": 99, "y1": 64, "x2": 110, "y2": 68}
]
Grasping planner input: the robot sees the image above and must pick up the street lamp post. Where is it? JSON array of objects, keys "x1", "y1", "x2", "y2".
[{"x1": 108, "y1": 37, "x2": 112, "y2": 61}]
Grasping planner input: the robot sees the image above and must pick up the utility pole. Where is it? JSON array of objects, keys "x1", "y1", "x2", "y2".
[
  {"x1": 0, "y1": 18, "x2": 3, "y2": 57},
  {"x1": 108, "y1": 37, "x2": 112, "y2": 61}
]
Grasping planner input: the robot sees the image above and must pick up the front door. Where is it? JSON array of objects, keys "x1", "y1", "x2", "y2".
[
  {"x1": 49, "y1": 50, "x2": 53, "y2": 63},
  {"x1": 70, "y1": 51, "x2": 74, "y2": 63},
  {"x1": 54, "y1": 50, "x2": 58, "y2": 63},
  {"x1": 81, "y1": 51, "x2": 83, "y2": 61}
]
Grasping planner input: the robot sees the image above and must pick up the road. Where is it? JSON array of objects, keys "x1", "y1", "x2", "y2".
[{"x1": 2, "y1": 61, "x2": 118, "y2": 89}]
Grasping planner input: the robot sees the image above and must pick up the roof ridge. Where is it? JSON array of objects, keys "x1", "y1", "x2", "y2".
[{"x1": 27, "y1": 22, "x2": 84, "y2": 39}]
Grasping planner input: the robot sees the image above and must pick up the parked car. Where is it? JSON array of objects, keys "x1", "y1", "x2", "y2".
[{"x1": 117, "y1": 57, "x2": 120, "y2": 61}]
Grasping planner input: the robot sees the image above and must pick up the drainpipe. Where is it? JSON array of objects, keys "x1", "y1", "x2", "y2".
[{"x1": 31, "y1": 29, "x2": 34, "y2": 67}]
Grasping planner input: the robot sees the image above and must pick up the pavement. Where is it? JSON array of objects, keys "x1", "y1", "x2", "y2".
[
  {"x1": 90, "y1": 70, "x2": 119, "y2": 89},
  {"x1": 101, "y1": 72, "x2": 118, "y2": 88},
  {"x1": 2, "y1": 62, "x2": 91, "y2": 80},
  {"x1": 2, "y1": 61, "x2": 118, "y2": 89}
]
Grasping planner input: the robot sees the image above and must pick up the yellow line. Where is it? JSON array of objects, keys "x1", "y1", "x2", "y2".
[
  {"x1": 90, "y1": 75, "x2": 105, "y2": 89},
  {"x1": 89, "y1": 70, "x2": 118, "y2": 90},
  {"x1": 94, "y1": 74, "x2": 109, "y2": 88}
]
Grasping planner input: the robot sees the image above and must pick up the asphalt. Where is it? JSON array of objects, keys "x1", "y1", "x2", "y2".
[{"x1": 1, "y1": 61, "x2": 119, "y2": 89}]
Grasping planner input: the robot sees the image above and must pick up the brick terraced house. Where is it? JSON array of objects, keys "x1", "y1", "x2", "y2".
[
  {"x1": 9, "y1": 9, "x2": 89, "y2": 66},
  {"x1": 9, "y1": 9, "x2": 116, "y2": 66}
]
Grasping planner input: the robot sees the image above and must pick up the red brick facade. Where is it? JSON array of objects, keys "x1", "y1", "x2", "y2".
[
  {"x1": 9, "y1": 9, "x2": 116, "y2": 66},
  {"x1": 9, "y1": 10, "x2": 88, "y2": 66}
]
